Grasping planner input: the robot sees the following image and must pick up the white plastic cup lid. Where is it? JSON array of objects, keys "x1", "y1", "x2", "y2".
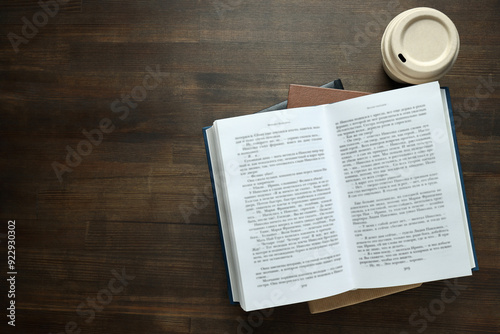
[{"x1": 381, "y1": 7, "x2": 460, "y2": 84}]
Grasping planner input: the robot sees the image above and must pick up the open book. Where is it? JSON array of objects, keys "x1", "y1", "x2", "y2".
[{"x1": 203, "y1": 82, "x2": 477, "y2": 312}]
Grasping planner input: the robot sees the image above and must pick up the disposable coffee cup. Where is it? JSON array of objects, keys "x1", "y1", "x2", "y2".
[{"x1": 381, "y1": 7, "x2": 459, "y2": 84}]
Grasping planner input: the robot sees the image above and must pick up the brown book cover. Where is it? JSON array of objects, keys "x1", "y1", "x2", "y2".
[
  {"x1": 287, "y1": 84, "x2": 369, "y2": 109},
  {"x1": 287, "y1": 84, "x2": 421, "y2": 314}
]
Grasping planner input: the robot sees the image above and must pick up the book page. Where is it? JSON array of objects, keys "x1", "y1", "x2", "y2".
[
  {"x1": 213, "y1": 107, "x2": 354, "y2": 311},
  {"x1": 204, "y1": 127, "x2": 242, "y2": 302},
  {"x1": 440, "y1": 89, "x2": 477, "y2": 269},
  {"x1": 327, "y1": 82, "x2": 473, "y2": 287}
]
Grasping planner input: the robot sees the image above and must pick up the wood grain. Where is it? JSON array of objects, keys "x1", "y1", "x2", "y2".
[{"x1": 1, "y1": 0, "x2": 499, "y2": 333}]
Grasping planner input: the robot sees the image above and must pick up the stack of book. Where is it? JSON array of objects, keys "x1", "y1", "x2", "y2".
[{"x1": 203, "y1": 81, "x2": 477, "y2": 313}]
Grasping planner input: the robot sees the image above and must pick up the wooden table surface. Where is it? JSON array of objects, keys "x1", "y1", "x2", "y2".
[{"x1": 1, "y1": 1, "x2": 499, "y2": 333}]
